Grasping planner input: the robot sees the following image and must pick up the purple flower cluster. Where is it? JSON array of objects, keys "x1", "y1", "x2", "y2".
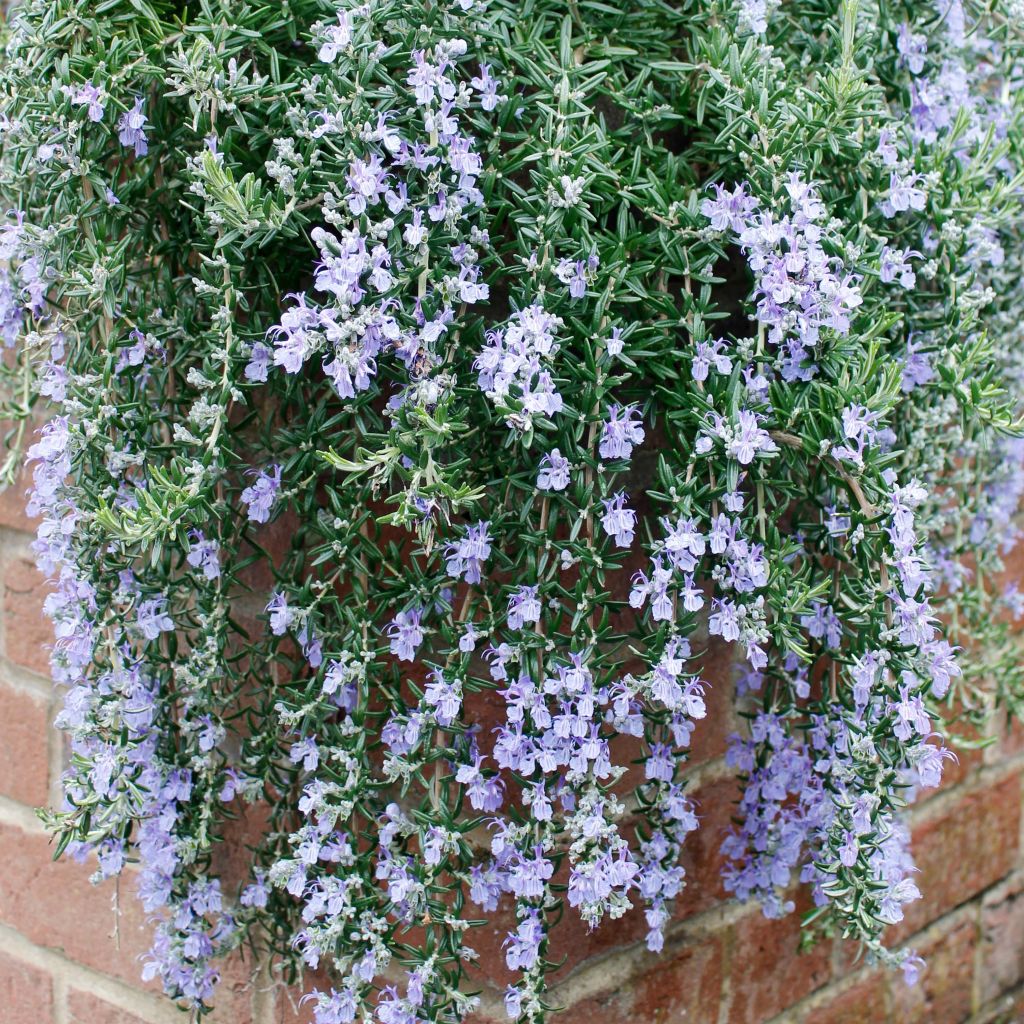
[
  {"x1": 0, "y1": 213, "x2": 50, "y2": 343},
  {"x1": 240, "y1": 464, "x2": 281, "y2": 523},
  {"x1": 721, "y1": 469, "x2": 956, "y2": 977},
  {"x1": 267, "y1": 36, "x2": 497, "y2": 416},
  {"x1": 117, "y1": 97, "x2": 150, "y2": 157},
  {"x1": 721, "y1": 709, "x2": 926, "y2": 935},
  {"x1": 445, "y1": 520, "x2": 492, "y2": 584},
  {"x1": 701, "y1": 174, "x2": 864, "y2": 381},
  {"x1": 832, "y1": 404, "x2": 882, "y2": 469},
  {"x1": 697, "y1": 409, "x2": 778, "y2": 466},
  {"x1": 476, "y1": 303, "x2": 565, "y2": 430},
  {"x1": 27, "y1": 379, "x2": 237, "y2": 1004},
  {"x1": 8, "y1": 196, "x2": 240, "y2": 1006},
  {"x1": 67, "y1": 81, "x2": 106, "y2": 122},
  {"x1": 599, "y1": 403, "x2": 645, "y2": 462}
]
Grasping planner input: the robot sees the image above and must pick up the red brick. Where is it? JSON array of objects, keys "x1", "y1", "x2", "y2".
[
  {"x1": 68, "y1": 990, "x2": 148, "y2": 1024},
  {"x1": 889, "y1": 912, "x2": 977, "y2": 1024},
  {"x1": 675, "y1": 773, "x2": 741, "y2": 920},
  {"x1": 269, "y1": 970, "x2": 334, "y2": 1024},
  {"x1": 803, "y1": 973, "x2": 891, "y2": 1024},
  {"x1": 553, "y1": 983, "x2": 636, "y2": 1024},
  {"x1": 0, "y1": 820, "x2": 153, "y2": 985},
  {"x1": 629, "y1": 932, "x2": 724, "y2": 1023},
  {"x1": 974, "y1": 986, "x2": 1024, "y2": 1024},
  {"x1": 979, "y1": 874, "x2": 1024, "y2": 1006},
  {"x1": 212, "y1": 950, "x2": 260, "y2": 1023},
  {"x1": 550, "y1": 939, "x2": 724, "y2": 1024},
  {"x1": 688, "y1": 639, "x2": 735, "y2": 767},
  {"x1": 0, "y1": 950, "x2": 53, "y2": 1024},
  {"x1": 543, "y1": 881, "x2": 650, "y2": 977},
  {"x1": 209, "y1": 799, "x2": 272, "y2": 883},
  {"x1": 918, "y1": 713, "x2": 983, "y2": 800},
  {"x1": 2, "y1": 552, "x2": 51, "y2": 676},
  {"x1": 235, "y1": 508, "x2": 302, "y2": 594},
  {"x1": 898, "y1": 773, "x2": 1021, "y2": 938},
  {"x1": 0, "y1": 818, "x2": 252, "y2": 1021},
  {"x1": 459, "y1": 898, "x2": 518, "y2": 992},
  {"x1": 725, "y1": 897, "x2": 832, "y2": 1024},
  {"x1": 271, "y1": 985, "x2": 311, "y2": 1024},
  {"x1": 0, "y1": 464, "x2": 38, "y2": 534},
  {"x1": 997, "y1": 544, "x2": 1024, "y2": 604},
  {"x1": 989, "y1": 713, "x2": 1024, "y2": 762},
  {"x1": 0, "y1": 678, "x2": 49, "y2": 804}
]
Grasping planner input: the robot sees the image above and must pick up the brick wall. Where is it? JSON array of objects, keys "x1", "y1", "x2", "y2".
[{"x1": 2, "y1": 470, "x2": 1024, "y2": 1024}]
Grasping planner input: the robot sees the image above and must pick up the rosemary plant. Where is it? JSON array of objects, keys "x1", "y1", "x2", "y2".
[{"x1": 1, "y1": 0, "x2": 1023, "y2": 1019}]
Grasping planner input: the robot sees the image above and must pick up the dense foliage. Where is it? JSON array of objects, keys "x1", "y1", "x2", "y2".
[{"x1": 2, "y1": 0, "x2": 1024, "y2": 1019}]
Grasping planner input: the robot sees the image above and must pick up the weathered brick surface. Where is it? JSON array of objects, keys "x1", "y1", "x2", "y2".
[
  {"x1": 725, "y1": 894, "x2": 833, "y2": 1024},
  {"x1": 889, "y1": 911, "x2": 978, "y2": 1024},
  {"x1": 627, "y1": 932, "x2": 724, "y2": 1023},
  {"x1": 918, "y1": 714, "x2": 985, "y2": 800},
  {"x1": 0, "y1": 676, "x2": 50, "y2": 804},
  {"x1": 975, "y1": 985, "x2": 1024, "y2": 1024},
  {"x1": 268, "y1": 986, "x2": 310, "y2": 1024},
  {"x1": 898, "y1": 773, "x2": 1021, "y2": 938},
  {"x1": 990, "y1": 712, "x2": 1024, "y2": 762},
  {"x1": 0, "y1": 467, "x2": 35, "y2": 534},
  {"x1": 265, "y1": 967, "x2": 333, "y2": 1024},
  {"x1": 2, "y1": 550, "x2": 51, "y2": 676},
  {"x1": 687, "y1": 637, "x2": 736, "y2": 766},
  {"x1": 675, "y1": 773, "x2": 740, "y2": 920},
  {"x1": 979, "y1": 873, "x2": 1024, "y2": 1007},
  {"x1": 801, "y1": 972, "x2": 891, "y2": 1024},
  {"x1": 513, "y1": 936, "x2": 723, "y2": 1024},
  {"x1": 0, "y1": 949, "x2": 54, "y2": 1024},
  {"x1": 0, "y1": 822, "x2": 258, "y2": 1022},
  {"x1": 67, "y1": 990, "x2": 150, "y2": 1024},
  {"x1": 0, "y1": 818, "x2": 158, "y2": 985}
]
